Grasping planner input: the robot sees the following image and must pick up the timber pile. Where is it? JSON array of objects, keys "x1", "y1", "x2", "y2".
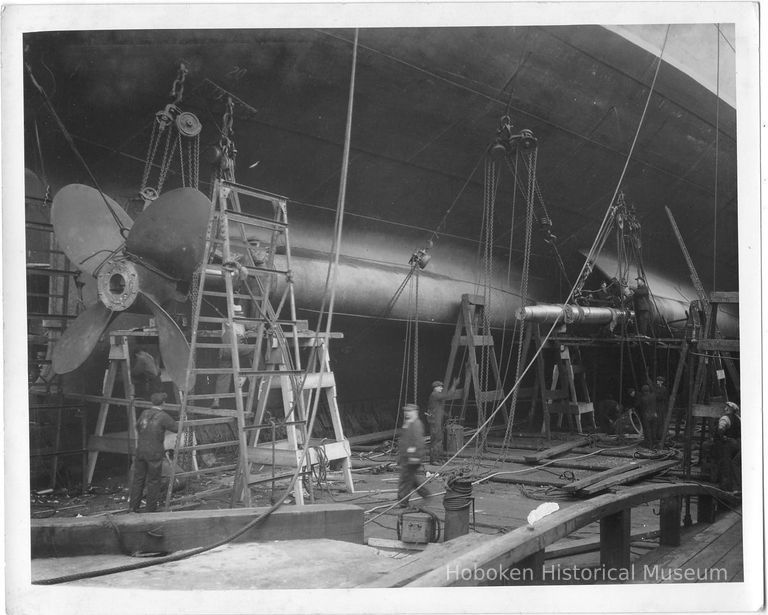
[{"x1": 563, "y1": 459, "x2": 680, "y2": 497}]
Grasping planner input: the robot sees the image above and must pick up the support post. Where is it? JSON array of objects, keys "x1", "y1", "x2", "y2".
[
  {"x1": 508, "y1": 549, "x2": 544, "y2": 585},
  {"x1": 697, "y1": 494, "x2": 717, "y2": 524},
  {"x1": 599, "y1": 509, "x2": 631, "y2": 574},
  {"x1": 659, "y1": 496, "x2": 682, "y2": 546}
]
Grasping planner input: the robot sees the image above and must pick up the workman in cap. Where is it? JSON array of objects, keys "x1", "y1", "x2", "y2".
[
  {"x1": 426, "y1": 378, "x2": 458, "y2": 463},
  {"x1": 129, "y1": 392, "x2": 178, "y2": 512},
  {"x1": 630, "y1": 277, "x2": 652, "y2": 337},
  {"x1": 397, "y1": 404, "x2": 431, "y2": 507},
  {"x1": 653, "y1": 375, "x2": 669, "y2": 443},
  {"x1": 713, "y1": 401, "x2": 741, "y2": 492},
  {"x1": 638, "y1": 384, "x2": 659, "y2": 449}
]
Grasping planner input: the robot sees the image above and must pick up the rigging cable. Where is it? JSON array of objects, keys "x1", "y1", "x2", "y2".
[
  {"x1": 712, "y1": 23, "x2": 721, "y2": 292},
  {"x1": 366, "y1": 24, "x2": 673, "y2": 523},
  {"x1": 23, "y1": 60, "x2": 130, "y2": 237}
]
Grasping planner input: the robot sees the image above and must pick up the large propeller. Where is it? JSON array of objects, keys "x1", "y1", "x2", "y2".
[{"x1": 51, "y1": 184, "x2": 211, "y2": 391}]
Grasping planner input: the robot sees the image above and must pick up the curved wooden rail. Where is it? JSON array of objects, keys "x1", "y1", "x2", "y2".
[{"x1": 365, "y1": 482, "x2": 736, "y2": 587}]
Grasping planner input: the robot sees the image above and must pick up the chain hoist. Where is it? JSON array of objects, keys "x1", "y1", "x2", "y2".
[
  {"x1": 210, "y1": 95, "x2": 237, "y2": 183},
  {"x1": 139, "y1": 61, "x2": 201, "y2": 206}
]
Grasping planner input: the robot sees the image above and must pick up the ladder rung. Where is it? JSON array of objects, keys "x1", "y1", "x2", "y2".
[
  {"x1": 189, "y1": 367, "x2": 305, "y2": 375},
  {"x1": 204, "y1": 263, "x2": 289, "y2": 278},
  {"x1": 218, "y1": 179, "x2": 289, "y2": 203},
  {"x1": 201, "y1": 290, "x2": 255, "y2": 300},
  {"x1": 184, "y1": 393, "x2": 238, "y2": 400},
  {"x1": 173, "y1": 464, "x2": 238, "y2": 478},
  {"x1": 193, "y1": 343, "x2": 261, "y2": 349},
  {"x1": 177, "y1": 440, "x2": 239, "y2": 452},
  {"x1": 178, "y1": 417, "x2": 237, "y2": 427},
  {"x1": 221, "y1": 209, "x2": 288, "y2": 229}
]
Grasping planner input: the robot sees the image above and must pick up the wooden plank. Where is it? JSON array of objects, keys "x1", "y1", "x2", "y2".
[
  {"x1": 631, "y1": 512, "x2": 741, "y2": 581},
  {"x1": 562, "y1": 459, "x2": 656, "y2": 492},
  {"x1": 545, "y1": 530, "x2": 659, "y2": 559},
  {"x1": 659, "y1": 496, "x2": 682, "y2": 546},
  {"x1": 684, "y1": 519, "x2": 742, "y2": 573},
  {"x1": 577, "y1": 460, "x2": 679, "y2": 496},
  {"x1": 347, "y1": 430, "x2": 394, "y2": 446},
  {"x1": 367, "y1": 537, "x2": 428, "y2": 551},
  {"x1": 692, "y1": 403, "x2": 724, "y2": 418},
  {"x1": 600, "y1": 509, "x2": 631, "y2": 571},
  {"x1": 697, "y1": 339, "x2": 739, "y2": 352},
  {"x1": 523, "y1": 437, "x2": 591, "y2": 464},
  {"x1": 458, "y1": 335, "x2": 494, "y2": 346},
  {"x1": 709, "y1": 291, "x2": 738, "y2": 304},
  {"x1": 31, "y1": 504, "x2": 364, "y2": 557},
  {"x1": 709, "y1": 541, "x2": 743, "y2": 583}
]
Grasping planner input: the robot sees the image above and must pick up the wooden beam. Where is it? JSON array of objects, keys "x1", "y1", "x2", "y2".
[
  {"x1": 577, "y1": 460, "x2": 680, "y2": 496},
  {"x1": 697, "y1": 339, "x2": 739, "y2": 352},
  {"x1": 523, "y1": 437, "x2": 591, "y2": 464},
  {"x1": 709, "y1": 291, "x2": 738, "y2": 304},
  {"x1": 659, "y1": 495, "x2": 682, "y2": 546},
  {"x1": 600, "y1": 509, "x2": 631, "y2": 572},
  {"x1": 561, "y1": 459, "x2": 656, "y2": 492},
  {"x1": 545, "y1": 530, "x2": 660, "y2": 559}
]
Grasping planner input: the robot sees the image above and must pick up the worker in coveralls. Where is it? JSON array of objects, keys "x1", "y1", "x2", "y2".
[
  {"x1": 129, "y1": 392, "x2": 178, "y2": 512},
  {"x1": 397, "y1": 404, "x2": 431, "y2": 507},
  {"x1": 426, "y1": 379, "x2": 457, "y2": 463},
  {"x1": 638, "y1": 384, "x2": 659, "y2": 449},
  {"x1": 713, "y1": 401, "x2": 741, "y2": 492}
]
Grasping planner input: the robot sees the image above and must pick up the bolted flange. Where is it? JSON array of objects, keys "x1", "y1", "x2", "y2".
[{"x1": 97, "y1": 259, "x2": 140, "y2": 311}]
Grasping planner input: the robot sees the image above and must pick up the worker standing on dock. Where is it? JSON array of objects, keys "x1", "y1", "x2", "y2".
[
  {"x1": 426, "y1": 379, "x2": 457, "y2": 463},
  {"x1": 129, "y1": 392, "x2": 178, "y2": 513},
  {"x1": 397, "y1": 404, "x2": 431, "y2": 507},
  {"x1": 638, "y1": 384, "x2": 659, "y2": 449},
  {"x1": 714, "y1": 401, "x2": 741, "y2": 492}
]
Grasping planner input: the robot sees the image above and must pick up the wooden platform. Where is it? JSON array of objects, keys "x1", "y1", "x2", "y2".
[{"x1": 630, "y1": 509, "x2": 743, "y2": 583}]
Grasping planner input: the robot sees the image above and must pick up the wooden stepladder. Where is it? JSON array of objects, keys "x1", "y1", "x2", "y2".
[
  {"x1": 443, "y1": 294, "x2": 508, "y2": 431},
  {"x1": 84, "y1": 333, "x2": 137, "y2": 486},
  {"x1": 166, "y1": 179, "x2": 353, "y2": 508},
  {"x1": 248, "y1": 331, "x2": 354, "y2": 505},
  {"x1": 85, "y1": 331, "x2": 199, "y2": 488},
  {"x1": 544, "y1": 344, "x2": 596, "y2": 437}
]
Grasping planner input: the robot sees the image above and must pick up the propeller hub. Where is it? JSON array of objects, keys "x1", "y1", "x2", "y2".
[{"x1": 97, "y1": 259, "x2": 140, "y2": 311}]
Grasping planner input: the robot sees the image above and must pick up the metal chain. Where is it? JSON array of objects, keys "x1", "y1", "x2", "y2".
[
  {"x1": 503, "y1": 147, "x2": 537, "y2": 446},
  {"x1": 140, "y1": 119, "x2": 160, "y2": 193},
  {"x1": 170, "y1": 62, "x2": 188, "y2": 106},
  {"x1": 157, "y1": 132, "x2": 178, "y2": 194}
]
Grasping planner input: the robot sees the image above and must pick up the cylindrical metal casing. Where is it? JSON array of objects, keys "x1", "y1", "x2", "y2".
[{"x1": 517, "y1": 304, "x2": 633, "y2": 325}]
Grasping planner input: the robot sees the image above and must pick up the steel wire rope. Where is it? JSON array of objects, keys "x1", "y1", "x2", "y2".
[
  {"x1": 498, "y1": 149, "x2": 520, "y2": 387},
  {"x1": 24, "y1": 60, "x2": 130, "y2": 238},
  {"x1": 34, "y1": 32, "x2": 363, "y2": 587},
  {"x1": 365, "y1": 26, "x2": 671, "y2": 524}
]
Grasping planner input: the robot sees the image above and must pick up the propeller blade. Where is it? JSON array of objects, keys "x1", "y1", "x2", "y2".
[
  {"x1": 51, "y1": 302, "x2": 114, "y2": 374},
  {"x1": 140, "y1": 292, "x2": 192, "y2": 391},
  {"x1": 126, "y1": 187, "x2": 211, "y2": 281},
  {"x1": 52, "y1": 184, "x2": 133, "y2": 276}
]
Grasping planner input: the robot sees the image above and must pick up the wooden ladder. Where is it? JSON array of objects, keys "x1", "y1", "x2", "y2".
[
  {"x1": 442, "y1": 294, "x2": 508, "y2": 432},
  {"x1": 164, "y1": 179, "x2": 353, "y2": 508}
]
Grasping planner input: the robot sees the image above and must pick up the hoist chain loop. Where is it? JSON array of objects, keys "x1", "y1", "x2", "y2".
[{"x1": 170, "y1": 61, "x2": 188, "y2": 106}]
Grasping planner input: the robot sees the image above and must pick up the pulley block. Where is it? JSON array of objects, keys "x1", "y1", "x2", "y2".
[{"x1": 176, "y1": 111, "x2": 202, "y2": 137}]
